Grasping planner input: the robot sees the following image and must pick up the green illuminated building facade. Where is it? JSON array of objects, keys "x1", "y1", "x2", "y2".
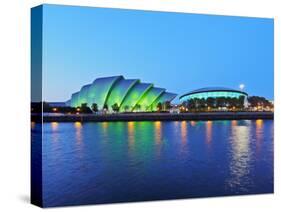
[{"x1": 66, "y1": 76, "x2": 177, "y2": 112}]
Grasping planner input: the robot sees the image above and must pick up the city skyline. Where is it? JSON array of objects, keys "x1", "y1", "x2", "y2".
[{"x1": 38, "y1": 4, "x2": 274, "y2": 102}]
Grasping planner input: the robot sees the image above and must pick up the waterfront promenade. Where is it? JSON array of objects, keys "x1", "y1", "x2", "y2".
[{"x1": 32, "y1": 111, "x2": 273, "y2": 122}]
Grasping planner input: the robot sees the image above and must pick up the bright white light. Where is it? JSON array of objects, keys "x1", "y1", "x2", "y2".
[{"x1": 239, "y1": 84, "x2": 245, "y2": 90}]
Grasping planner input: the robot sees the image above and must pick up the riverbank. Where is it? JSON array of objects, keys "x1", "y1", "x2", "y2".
[{"x1": 32, "y1": 111, "x2": 273, "y2": 122}]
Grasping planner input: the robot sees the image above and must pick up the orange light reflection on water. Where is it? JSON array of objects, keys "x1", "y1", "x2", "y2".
[
  {"x1": 231, "y1": 120, "x2": 237, "y2": 127},
  {"x1": 255, "y1": 119, "x2": 264, "y2": 153},
  {"x1": 154, "y1": 121, "x2": 162, "y2": 145},
  {"x1": 180, "y1": 121, "x2": 187, "y2": 145},
  {"x1": 206, "y1": 121, "x2": 212, "y2": 144},
  {"x1": 128, "y1": 121, "x2": 135, "y2": 148},
  {"x1": 101, "y1": 122, "x2": 108, "y2": 135},
  {"x1": 50, "y1": 122, "x2": 59, "y2": 143},
  {"x1": 256, "y1": 119, "x2": 263, "y2": 130},
  {"x1": 31, "y1": 122, "x2": 36, "y2": 130},
  {"x1": 190, "y1": 121, "x2": 196, "y2": 127},
  {"x1": 51, "y1": 122, "x2": 58, "y2": 131},
  {"x1": 74, "y1": 122, "x2": 83, "y2": 144},
  {"x1": 74, "y1": 121, "x2": 82, "y2": 128}
]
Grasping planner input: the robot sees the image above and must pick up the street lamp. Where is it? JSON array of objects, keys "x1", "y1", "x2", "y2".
[
  {"x1": 76, "y1": 107, "x2": 80, "y2": 115},
  {"x1": 239, "y1": 84, "x2": 245, "y2": 90}
]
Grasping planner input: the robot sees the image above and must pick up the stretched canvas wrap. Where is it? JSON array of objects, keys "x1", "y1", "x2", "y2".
[{"x1": 31, "y1": 4, "x2": 274, "y2": 208}]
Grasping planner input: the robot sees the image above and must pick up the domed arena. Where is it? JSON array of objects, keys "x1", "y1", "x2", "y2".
[{"x1": 179, "y1": 87, "x2": 248, "y2": 102}]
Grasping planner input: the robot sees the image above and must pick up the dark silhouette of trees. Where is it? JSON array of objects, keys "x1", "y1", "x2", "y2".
[
  {"x1": 187, "y1": 99, "x2": 195, "y2": 110},
  {"x1": 157, "y1": 102, "x2": 163, "y2": 112},
  {"x1": 248, "y1": 96, "x2": 272, "y2": 108},
  {"x1": 206, "y1": 97, "x2": 215, "y2": 108},
  {"x1": 111, "y1": 103, "x2": 120, "y2": 112},
  {"x1": 91, "y1": 103, "x2": 98, "y2": 112},
  {"x1": 188, "y1": 98, "x2": 207, "y2": 111},
  {"x1": 216, "y1": 97, "x2": 225, "y2": 108},
  {"x1": 103, "y1": 104, "x2": 108, "y2": 111},
  {"x1": 164, "y1": 101, "x2": 172, "y2": 111},
  {"x1": 80, "y1": 103, "x2": 92, "y2": 114},
  {"x1": 146, "y1": 105, "x2": 153, "y2": 111},
  {"x1": 185, "y1": 96, "x2": 247, "y2": 112},
  {"x1": 123, "y1": 105, "x2": 130, "y2": 112},
  {"x1": 237, "y1": 96, "x2": 245, "y2": 108},
  {"x1": 135, "y1": 104, "x2": 141, "y2": 111}
]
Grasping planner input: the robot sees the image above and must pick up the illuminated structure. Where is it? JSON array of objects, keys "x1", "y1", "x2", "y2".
[
  {"x1": 179, "y1": 87, "x2": 248, "y2": 105},
  {"x1": 66, "y1": 76, "x2": 177, "y2": 112}
]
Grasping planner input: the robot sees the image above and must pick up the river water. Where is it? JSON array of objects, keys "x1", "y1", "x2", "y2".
[{"x1": 33, "y1": 119, "x2": 273, "y2": 206}]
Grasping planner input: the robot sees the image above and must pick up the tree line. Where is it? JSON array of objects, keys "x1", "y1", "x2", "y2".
[
  {"x1": 183, "y1": 96, "x2": 245, "y2": 111},
  {"x1": 33, "y1": 101, "x2": 173, "y2": 114},
  {"x1": 247, "y1": 96, "x2": 273, "y2": 108},
  {"x1": 91, "y1": 101, "x2": 172, "y2": 113},
  {"x1": 31, "y1": 95, "x2": 273, "y2": 114}
]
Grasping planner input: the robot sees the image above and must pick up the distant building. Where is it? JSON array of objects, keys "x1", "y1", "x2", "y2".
[
  {"x1": 66, "y1": 76, "x2": 177, "y2": 112},
  {"x1": 47, "y1": 102, "x2": 66, "y2": 107}
]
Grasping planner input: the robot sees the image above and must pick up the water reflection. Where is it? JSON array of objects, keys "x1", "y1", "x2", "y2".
[
  {"x1": 153, "y1": 121, "x2": 163, "y2": 159},
  {"x1": 256, "y1": 119, "x2": 263, "y2": 141},
  {"x1": 128, "y1": 122, "x2": 135, "y2": 150},
  {"x1": 154, "y1": 121, "x2": 162, "y2": 145},
  {"x1": 73, "y1": 122, "x2": 85, "y2": 160},
  {"x1": 101, "y1": 122, "x2": 108, "y2": 135},
  {"x1": 47, "y1": 122, "x2": 60, "y2": 163},
  {"x1": 31, "y1": 121, "x2": 36, "y2": 130},
  {"x1": 205, "y1": 121, "x2": 212, "y2": 144},
  {"x1": 42, "y1": 120, "x2": 273, "y2": 206},
  {"x1": 180, "y1": 121, "x2": 187, "y2": 145},
  {"x1": 231, "y1": 120, "x2": 237, "y2": 127},
  {"x1": 227, "y1": 121, "x2": 251, "y2": 191},
  {"x1": 50, "y1": 122, "x2": 59, "y2": 143},
  {"x1": 255, "y1": 119, "x2": 264, "y2": 155},
  {"x1": 190, "y1": 121, "x2": 196, "y2": 126},
  {"x1": 74, "y1": 122, "x2": 83, "y2": 144},
  {"x1": 51, "y1": 122, "x2": 58, "y2": 131}
]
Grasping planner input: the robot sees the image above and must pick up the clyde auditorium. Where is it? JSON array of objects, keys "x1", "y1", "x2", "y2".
[{"x1": 66, "y1": 76, "x2": 177, "y2": 112}]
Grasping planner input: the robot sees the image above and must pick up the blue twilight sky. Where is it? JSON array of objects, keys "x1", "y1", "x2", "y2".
[{"x1": 40, "y1": 4, "x2": 274, "y2": 102}]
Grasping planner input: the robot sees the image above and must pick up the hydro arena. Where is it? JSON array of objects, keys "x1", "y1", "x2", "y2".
[
  {"x1": 179, "y1": 87, "x2": 248, "y2": 102},
  {"x1": 66, "y1": 76, "x2": 177, "y2": 112}
]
